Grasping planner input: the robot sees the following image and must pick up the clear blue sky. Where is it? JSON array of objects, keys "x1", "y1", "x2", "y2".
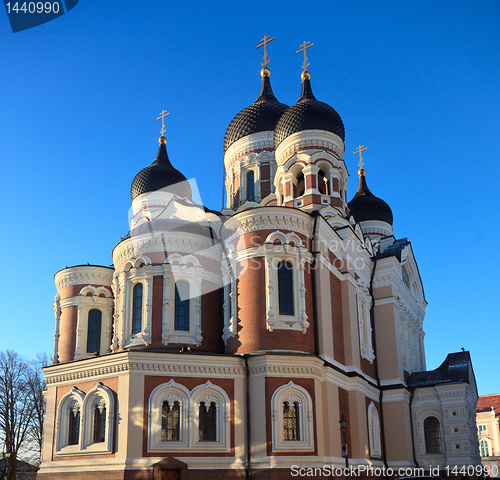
[{"x1": 1, "y1": 1, "x2": 498, "y2": 395}]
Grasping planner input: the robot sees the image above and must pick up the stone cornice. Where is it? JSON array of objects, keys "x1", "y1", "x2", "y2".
[
  {"x1": 222, "y1": 207, "x2": 313, "y2": 243},
  {"x1": 224, "y1": 131, "x2": 275, "y2": 170},
  {"x1": 44, "y1": 352, "x2": 246, "y2": 385},
  {"x1": 275, "y1": 130, "x2": 345, "y2": 166},
  {"x1": 55, "y1": 266, "x2": 114, "y2": 291},
  {"x1": 113, "y1": 232, "x2": 220, "y2": 267}
]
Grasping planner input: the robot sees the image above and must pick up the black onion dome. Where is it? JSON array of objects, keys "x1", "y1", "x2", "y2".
[
  {"x1": 131, "y1": 140, "x2": 192, "y2": 200},
  {"x1": 274, "y1": 77, "x2": 345, "y2": 147},
  {"x1": 223, "y1": 74, "x2": 288, "y2": 153},
  {"x1": 348, "y1": 173, "x2": 393, "y2": 226}
]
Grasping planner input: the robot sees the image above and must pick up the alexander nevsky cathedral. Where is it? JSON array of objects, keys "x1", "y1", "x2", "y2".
[{"x1": 39, "y1": 39, "x2": 481, "y2": 480}]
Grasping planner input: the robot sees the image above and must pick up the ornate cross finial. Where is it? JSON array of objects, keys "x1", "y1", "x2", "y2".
[
  {"x1": 354, "y1": 145, "x2": 367, "y2": 175},
  {"x1": 296, "y1": 41, "x2": 314, "y2": 71},
  {"x1": 257, "y1": 34, "x2": 274, "y2": 68},
  {"x1": 157, "y1": 109, "x2": 170, "y2": 136}
]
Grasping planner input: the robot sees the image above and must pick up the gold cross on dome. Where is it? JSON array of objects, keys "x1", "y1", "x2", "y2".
[
  {"x1": 354, "y1": 145, "x2": 367, "y2": 174},
  {"x1": 156, "y1": 109, "x2": 170, "y2": 135},
  {"x1": 257, "y1": 34, "x2": 275, "y2": 67},
  {"x1": 296, "y1": 41, "x2": 314, "y2": 71}
]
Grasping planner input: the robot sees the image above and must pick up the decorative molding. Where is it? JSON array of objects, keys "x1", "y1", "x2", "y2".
[{"x1": 55, "y1": 267, "x2": 114, "y2": 291}]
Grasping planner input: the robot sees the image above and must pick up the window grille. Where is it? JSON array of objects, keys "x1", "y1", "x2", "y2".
[
  {"x1": 161, "y1": 401, "x2": 180, "y2": 441},
  {"x1": 283, "y1": 401, "x2": 300, "y2": 441},
  {"x1": 424, "y1": 416, "x2": 442, "y2": 454},
  {"x1": 199, "y1": 401, "x2": 217, "y2": 442},
  {"x1": 278, "y1": 261, "x2": 294, "y2": 316},
  {"x1": 131, "y1": 283, "x2": 143, "y2": 334},
  {"x1": 93, "y1": 405, "x2": 106, "y2": 443},
  {"x1": 86, "y1": 309, "x2": 102, "y2": 353},
  {"x1": 68, "y1": 409, "x2": 80, "y2": 446}
]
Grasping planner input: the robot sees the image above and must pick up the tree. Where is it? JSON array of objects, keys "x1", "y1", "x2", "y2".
[{"x1": 0, "y1": 351, "x2": 45, "y2": 480}]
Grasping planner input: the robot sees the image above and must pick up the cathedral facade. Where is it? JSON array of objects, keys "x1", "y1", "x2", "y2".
[{"x1": 39, "y1": 59, "x2": 480, "y2": 479}]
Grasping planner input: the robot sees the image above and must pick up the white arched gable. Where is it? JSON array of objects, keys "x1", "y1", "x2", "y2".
[
  {"x1": 81, "y1": 382, "x2": 115, "y2": 453},
  {"x1": 148, "y1": 379, "x2": 191, "y2": 451},
  {"x1": 79, "y1": 285, "x2": 112, "y2": 298},
  {"x1": 165, "y1": 253, "x2": 201, "y2": 268},
  {"x1": 55, "y1": 387, "x2": 85, "y2": 453},
  {"x1": 265, "y1": 231, "x2": 303, "y2": 247},
  {"x1": 270, "y1": 381, "x2": 314, "y2": 452}
]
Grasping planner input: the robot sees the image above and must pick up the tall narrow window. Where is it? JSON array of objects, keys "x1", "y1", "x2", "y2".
[
  {"x1": 161, "y1": 401, "x2": 180, "y2": 441},
  {"x1": 296, "y1": 172, "x2": 305, "y2": 197},
  {"x1": 93, "y1": 405, "x2": 106, "y2": 443},
  {"x1": 283, "y1": 401, "x2": 300, "y2": 441},
  {"x1": 278, "y1": 261, "x2": 294, "y2": 316},
  {"x1": 424, "y1": 416, "x2": 442, "y2": 454},
  {"x1": 131, "y1": 283, "x2": 143, "y2": 334},
  {"x1": 247, "y1": 171, "x2": 255, "y2": 202},
  {"x1": 199, "y1": 401, "x2": 217, "y2": 441},
  {"x1": 480, "y1": 439, "x2": 490, "y2": 457},
  {"x1": 174, "y1": 281, "x2": 190, "y2": 331},
  {"x1": 318, "y1": 170, "x2": 327, "y2": 194},
  {"x1": 86, "y1": 309, "x2": 102, "y2": 354},
  {"x1": 68, "y1": 408, "x2": 80, "y2": 446}
]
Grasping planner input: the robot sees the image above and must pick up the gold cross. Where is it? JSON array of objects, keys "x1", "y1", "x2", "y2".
[
  {"x1": 156, "y1": 109, "x2": 170, "y2": 135},
  {"x1": 257, "y1": 34, "x2": 275, "y2": 67},
  {"x1": 296, "y1": 41, "x2": 314, "y2": 71},
  {"x1": 354, "y1": 145, "x2": 367, "y2": 174}
]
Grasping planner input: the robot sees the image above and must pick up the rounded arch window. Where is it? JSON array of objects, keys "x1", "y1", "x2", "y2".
[
  {"x1": 318, "y1": 170, "x2": 328, "y2": 195},
  {"x1": 86, "y1": 309, "x2": 102, "y2": 354},
  {"x1": 296, "y1": 172, "x2": 305, "y2": 197},
  {"x1": 131, "y1": 283, "x2": 143, "y2": 334},
  {"x1": 423, "y1": 416, "x2": 442, "y2": 454}
]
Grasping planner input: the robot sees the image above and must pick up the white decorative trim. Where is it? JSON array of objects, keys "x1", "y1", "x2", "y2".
[
  {"x1": 264, "y1": 244, "x2": 309, "y2": 333},
  {"x1": 54, "y1": 387, "x2": 85, "y2": 455},
  {"x1": 224, "y1": 131, "x2": 275, "y2": 170},
  {"x1": 275, "y1": 130, "x2": 345, "y2": 166},
  {"x1": 162, "y1": 254, "x2": 204, "y2": 346},
  {"x1": 271, "y1": 381, "x2": 315, "y2": 452},
  {"x1": 148, "y1": 379, "x2": 190, "y2": 451},
  {"x1": 80, "y1": 382, "x2": 115, "y2": 454},
  {"x1": 357, "y1": 282, "x2": 375, "y2": 363},
  {"x1": 55, "y1": 266, "x2": 114, "y2": 291}
]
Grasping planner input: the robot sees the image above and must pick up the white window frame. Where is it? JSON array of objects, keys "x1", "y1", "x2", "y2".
[
  {"x1": 80, "y1": 382, "x2": 115, "y2": 454},
  {"x1": 368, "y1": 402, "x2": 381, "y2": 457},
  {"x1": 54, "y1": 387, "x2": 85, "y2": 456},
  {"x1": 147, "y1": 380, "x2": 230, "y2": 453},
  {"x1": 147, "y1": 379, "x2": 190, "y2": 452},
  {"x1": 120, "y1": 256, "x2": 153, "y2": 348},
  {"x1": 264, "y1": 232, "x2": 310, "y2": 333},
  {"x1": 190, "y1": 381, "x2": 231, "y2": 451},
  {"x1": 162, "y1": 254, "x2": 203, "y2": 346},
  {"x1": 271, "y1": 381, "x2": 314, "y2": 452}
]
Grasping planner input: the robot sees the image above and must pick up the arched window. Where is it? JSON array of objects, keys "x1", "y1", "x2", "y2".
[
  {"x1": 247, "y1": 171, "x2": 255, "y2": 202},
  {"x1": 162, "y1": 400, "x2": 180, "y2": 441},
  {"x1": 86, "y1": 309, "x2": 102, "y2": 354},
  {"x1": 68, "y1": 407, "x2": 80, "y2": 446},
  {"x1": 283, "y1": 401, "x2": 300, "y2": 441},
  {"x1": 480, "y1": 439, "x2": 490, "y2": 457},
  {"x1": 174, "y1": 281, "x2": 190, "y2": 331},
  {"x1": 199, "y1": 401, "x2": 217, "y2": 442},
  {"x1": 278, "y1": 261, "x2": 294, "y2": 316},
  {"x1": 131, "y1": 283, "x2": 143, "y2": 334},
  {"x1": 296, "y1": 172, "x2": 305, "y2": 197},
  {"x1": 318, "y1": 170, "x2": 328, "y2": 194},
  {"x1": 93, "y1": 404, "x2": 106, "y2": 443},
  {"x1": 424, "y1": 416, "x2": 442, "y2": 454},
  {"x1": 368, "y1": 402, "x2": 381, "y2": 457}
]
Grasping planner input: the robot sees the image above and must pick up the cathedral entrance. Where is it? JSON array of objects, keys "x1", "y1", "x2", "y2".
[{"x1": 161, "y1": 470, "x2": 180, "y2": 480}]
